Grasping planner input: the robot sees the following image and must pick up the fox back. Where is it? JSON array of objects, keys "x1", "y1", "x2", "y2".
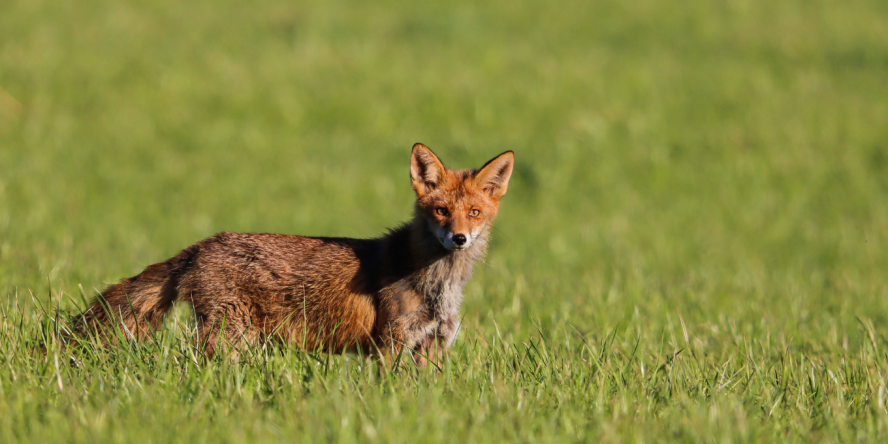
[{"x1": 78, "y1": 143, "x2": 514, "y2": 366}]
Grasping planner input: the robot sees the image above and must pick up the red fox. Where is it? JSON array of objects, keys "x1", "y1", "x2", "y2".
[{"x1": 77, "y1": 143, "x2": 514, "y2": 367}]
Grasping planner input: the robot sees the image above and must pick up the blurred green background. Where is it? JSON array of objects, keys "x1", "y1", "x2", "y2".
[
  {"x1": 2, "y1": 0, "x2": 888, "y2": 441},
  {"x1": 2, "y1": 0, "x2": 886, "y2": 335}
]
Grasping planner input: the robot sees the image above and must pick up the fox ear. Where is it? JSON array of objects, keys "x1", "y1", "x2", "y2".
[
  {"x1": 410, "y1": 143, "x2": 447, "y2": 198},
  {"x1": 475, "y1": 151, "x2": 514, "y2": 200}
]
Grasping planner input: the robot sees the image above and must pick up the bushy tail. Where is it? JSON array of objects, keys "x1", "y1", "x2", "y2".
[{"x1": 77, "y1": 249, "x2": 193, "y2": 341}]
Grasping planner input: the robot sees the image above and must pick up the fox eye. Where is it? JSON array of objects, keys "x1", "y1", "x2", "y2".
[
  {"x1": 435, "y1": 208, "x2": 449, "y2": 217},
  {"x1": 469, "y1": 209, "x2": 481, "y2": 218}
]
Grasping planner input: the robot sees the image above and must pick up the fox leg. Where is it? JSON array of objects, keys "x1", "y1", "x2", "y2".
[
  {"x1": 193, "y1": 298, "x2": 258, "y2": 359},
  {"x1": 199, "y1": 321, "x2": 259, "y2": 360},
  {"x1": 412, "y1": 335, "x2": 445, "y2": 368},
  {"x1": 375, "y1": 313, "x2": 434, "y2": 370},
  {"x1": 413, "y1": 319, "x2": 460, "y2": 368},
  {"x1": 438, "y1": 318, "x2": 462, "y2": 347},
  {"x1": 374, "y1": 322, "x2": 409, "y2": 370}
]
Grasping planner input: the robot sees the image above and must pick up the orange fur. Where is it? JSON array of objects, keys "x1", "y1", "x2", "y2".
[{"x1": 77, "y1": 144, "x2": 514, "y2": 367}]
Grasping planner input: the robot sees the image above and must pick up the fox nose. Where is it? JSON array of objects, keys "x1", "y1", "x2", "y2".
[{"x1": 452, "y1": 234, "x2": 467, "y2": 246}]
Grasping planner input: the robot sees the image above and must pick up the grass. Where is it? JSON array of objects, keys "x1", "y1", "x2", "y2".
[{"x1": 2, "y1": 0, "x2": 888, "y2": 441}]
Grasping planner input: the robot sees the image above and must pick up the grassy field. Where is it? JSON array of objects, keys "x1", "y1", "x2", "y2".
[{"x1": 2, "y1": 0, "x2": 888, "y2": 441}]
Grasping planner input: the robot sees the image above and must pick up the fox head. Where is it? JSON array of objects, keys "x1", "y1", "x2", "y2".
[{"x1": 410, "y1": 143, "x2": 514, "y2": 252}]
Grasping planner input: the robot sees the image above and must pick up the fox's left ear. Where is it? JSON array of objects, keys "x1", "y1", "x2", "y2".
[{"x1": 475, "y1": 151, "x2": 514, "y2": 200}]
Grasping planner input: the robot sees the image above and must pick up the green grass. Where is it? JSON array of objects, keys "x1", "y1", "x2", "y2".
[{"x1": 2, "y1": 0, "x2": 888, "y2": 441}]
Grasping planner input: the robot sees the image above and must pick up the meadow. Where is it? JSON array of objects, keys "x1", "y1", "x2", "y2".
[{"x1": 2, "y1": 0, "x2": 888, "y2": 441}]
